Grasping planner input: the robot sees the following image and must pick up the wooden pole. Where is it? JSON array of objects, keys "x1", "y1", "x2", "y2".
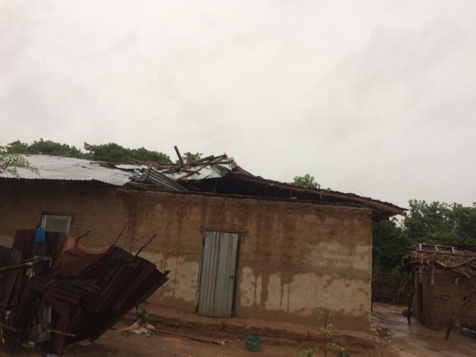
[
  {"x1": 445, "y1": 282, "x2": 476, "y2": 340},
  {"x1": 51, "y1": 329, "x2": 76, "y2": 337},
  {"x1": 112, "y1": 224, "x2": 128, "y2": 246},
  {"x1": 0, "y1": 257, "x2": 51, "y2": 272},
  {"x1": 0, "y1": 322, "x2": 19, "y2": 332},
  {"x1": 406, "y1": 273, "x2": 416, "y2": 324},
  {"x1": 174, "y1": 146, "x2": 184, "y2": 165},
  {"x1": 135, "y1": 234, "x2": 157, "y2": 257},
  {"x1": 76, "y1": 230, "x2": 91, "y2": 241}
]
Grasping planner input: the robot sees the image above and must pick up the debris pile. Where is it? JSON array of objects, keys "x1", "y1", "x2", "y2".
[{"x1": 0, "y1": 229, "x2": 169, "y2": 354}]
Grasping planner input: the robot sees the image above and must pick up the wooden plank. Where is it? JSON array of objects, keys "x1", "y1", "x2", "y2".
[{"x1": 174, "y1": 146, "x2": 184, "y2": 165}]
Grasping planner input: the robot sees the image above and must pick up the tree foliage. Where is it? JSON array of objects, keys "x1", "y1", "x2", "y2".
[
  {"x1": 0, "y1": 146, "x2": 37, "y2": 177},
  {"x1": 83, "y1": 142, "x2": 130, "y2": 162},
  {"x1": 372, "y1": 218, "x2": 410, "y2": 275},
  {"x1": 404, "y1": 200, "x2": 476, "y2": 245},
  {"x1": 292, "y1": 173, "x2": 320, "y2": 189},
  {"x1": 5, "y1": 139, "x2": 171, "y2": 164},
  {"x1": 83, "y1": 143, "x2": 172, "y2": 163},
  {"x1": 6, "y1": 139, "x2": 83, "y2": 158},
  {"x1": 373, "y1": 200, "x2": 476, "y2": 276},
  {"x1": 176, "y1": 152, "x2": 202, "y2": 164},
  {"x1": 130, "y1": 147, "x2": 171, "y2": 163}
]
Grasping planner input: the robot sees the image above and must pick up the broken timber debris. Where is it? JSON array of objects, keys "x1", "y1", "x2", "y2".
[{"x1": 0, "y1": 229, "x2": 169, "y2": 355}]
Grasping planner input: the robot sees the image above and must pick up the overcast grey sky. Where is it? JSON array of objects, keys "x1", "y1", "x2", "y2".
[{"x1": 1, "y1": 0, "x2": 475, "y2": 209}]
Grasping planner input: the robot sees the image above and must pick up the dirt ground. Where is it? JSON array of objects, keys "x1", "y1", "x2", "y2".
[
  {"x1": 0, "y1": 323, "x2": 371, "y2": 357},
  {"x1": 2, "y1": 303, "x2": 476, "y2": 356}
]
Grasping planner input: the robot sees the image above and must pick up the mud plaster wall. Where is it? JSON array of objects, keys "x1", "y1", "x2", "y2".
[
  {"x1": 0, "y1": 181, "x2": 130, "y2": 247},
  {"x1": 0, "y1": 180, "x2": 373, "y2": 332},
  {"x1": 414, "y1": 268, "x2": 476, "y2": 329}
]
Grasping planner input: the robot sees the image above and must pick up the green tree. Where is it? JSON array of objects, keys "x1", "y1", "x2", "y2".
[
  {"x1": 292, "y1": 174, "x2": 320, "y2": 189},
  {"x1": 372, "y1": 200, "x2": 476, "y2": 278},
  {"x1": 84, "y1": 143, "x2": 172, "y2": 163},
  {"x1": 130, "y1": 147, "x2": 171, "y2": 163},
  {"x1": 28, "y1": 139, "x2": 83, "y2": 157},
  {"x1": 5, "y1": 139, "x2": 173, "y2": 164},
  {"x1": 7, "y1": 139, "x2": 83, "y2": 158},
  {"x1": 0, "y1": 146, "x2": 37, "y2": 177},
  {"x1": 372, "y1": 218, "x2": 409, "y2": 275},
  {"x1": 176, "y1": 152, "x2": 202, "y2": 164},
  {"x1": 403, "y1": 200, "x2": 462, "y2": 245},
  {"x1": 83, "y1": 142, "x2": 131, "y2": 162},
  {"x1": 5, "y1": 140, "x2": 29, "y2": 154},
  {"x1": 448, "y1": 203, "x2": 476, "y2": 244}
]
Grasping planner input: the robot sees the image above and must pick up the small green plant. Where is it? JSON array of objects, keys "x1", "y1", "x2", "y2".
[
  {"x1": 327, "y1": 342, "x2": 346, "y2": 357},
  {"x1": 297, "y1": 310, "x2": 346, "y2": 357},
  {"x1": 297, "y1": 347, "x2": 318, "y2": 357},
  {"x1": 136, "y1": 303, "x2": 150, "y2": 324},
  {"x1": 321, "y1": 311, "x2": 346, "y2": 357}
]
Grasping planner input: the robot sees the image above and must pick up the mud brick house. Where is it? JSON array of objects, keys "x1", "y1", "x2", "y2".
[
  {"x1": 0, "y1": 154, "x2": 405, "y2": 332},
  {"x1": 403, "y1": 244, "x2": 476, "y2": 331}
]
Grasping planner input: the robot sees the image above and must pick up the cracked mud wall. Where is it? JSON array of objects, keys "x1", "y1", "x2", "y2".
[{"x1": 0, "y1": 180, "x2": 373, "y2": 332}]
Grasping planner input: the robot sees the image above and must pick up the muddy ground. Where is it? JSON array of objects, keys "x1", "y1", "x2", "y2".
[
  {"x1": 372, "y1": 303, "x2": 476, "y2": 356},
  {"x1": 2, "y1": 303, "x2": 476, "y2": 356}
]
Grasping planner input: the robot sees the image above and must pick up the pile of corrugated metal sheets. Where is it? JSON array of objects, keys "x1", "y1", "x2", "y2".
[{"x1": 0, "y1": 231, "x2": 169, "y2": 355}]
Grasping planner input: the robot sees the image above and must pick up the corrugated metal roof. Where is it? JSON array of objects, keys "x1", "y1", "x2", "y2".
[
  {"x1": 135, "y1": 167, "x2": 188, "y2": 192},
  {"x1": 0, "y1": 155, "x2": 132, "y2": 186},
  {"x1": 0, "y1": 154, "x2": 244, "y2": 189}
]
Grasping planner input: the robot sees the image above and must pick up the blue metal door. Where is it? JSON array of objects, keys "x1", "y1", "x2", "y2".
[{"x1": 198, "y1": 231, "x2": 239, "y2": 318}]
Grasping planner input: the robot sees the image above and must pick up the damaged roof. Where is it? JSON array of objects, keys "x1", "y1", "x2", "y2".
[
  {"x1": 402, "y1": 243, "x2": 476, "y2": 278},
  {"x1": 0, "y1": 154, "x2": 406, "y2": 219}
]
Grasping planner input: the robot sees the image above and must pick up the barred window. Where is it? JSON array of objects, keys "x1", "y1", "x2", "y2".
[{"x1": 41, "y1": 214, "x2": 72, "y2": 233}]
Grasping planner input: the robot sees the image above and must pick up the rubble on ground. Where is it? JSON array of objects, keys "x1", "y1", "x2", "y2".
[{"x1": 0, "y1": 229, "x2": 169, "y2": 355}]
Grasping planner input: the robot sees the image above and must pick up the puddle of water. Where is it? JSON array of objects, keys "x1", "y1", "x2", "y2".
[{"x1": 372, "y1": 303, "x2": 476, "y2": 357}]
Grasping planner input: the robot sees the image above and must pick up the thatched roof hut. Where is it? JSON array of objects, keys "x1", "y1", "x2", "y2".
[
  {"x1": 402, "y1": 244, "x2": 476, "y2": 332},
  {"x1": 402, "y1": 244, "x2": 476, "y2": 278}
]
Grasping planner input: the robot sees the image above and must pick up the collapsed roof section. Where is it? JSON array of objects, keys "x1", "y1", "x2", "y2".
[
  {"x1": 0, "y1": 154, "x2": 406, "y2": 220},
  {"x1": 130, "y1": 154, "x2": 405, "y2": 220},
  {"x1": 130, "y1": 154, "x2": 249, "y2": 192}
]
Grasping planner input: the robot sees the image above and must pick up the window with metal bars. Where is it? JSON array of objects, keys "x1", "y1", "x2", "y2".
[{"x1": 40, "y1": 214, "x2": 72, "y2": 233}]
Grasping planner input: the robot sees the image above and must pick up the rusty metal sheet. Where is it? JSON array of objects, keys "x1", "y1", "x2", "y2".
[{"x1": 2, "y1": 231, "x2": 169, "y2": 355}]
